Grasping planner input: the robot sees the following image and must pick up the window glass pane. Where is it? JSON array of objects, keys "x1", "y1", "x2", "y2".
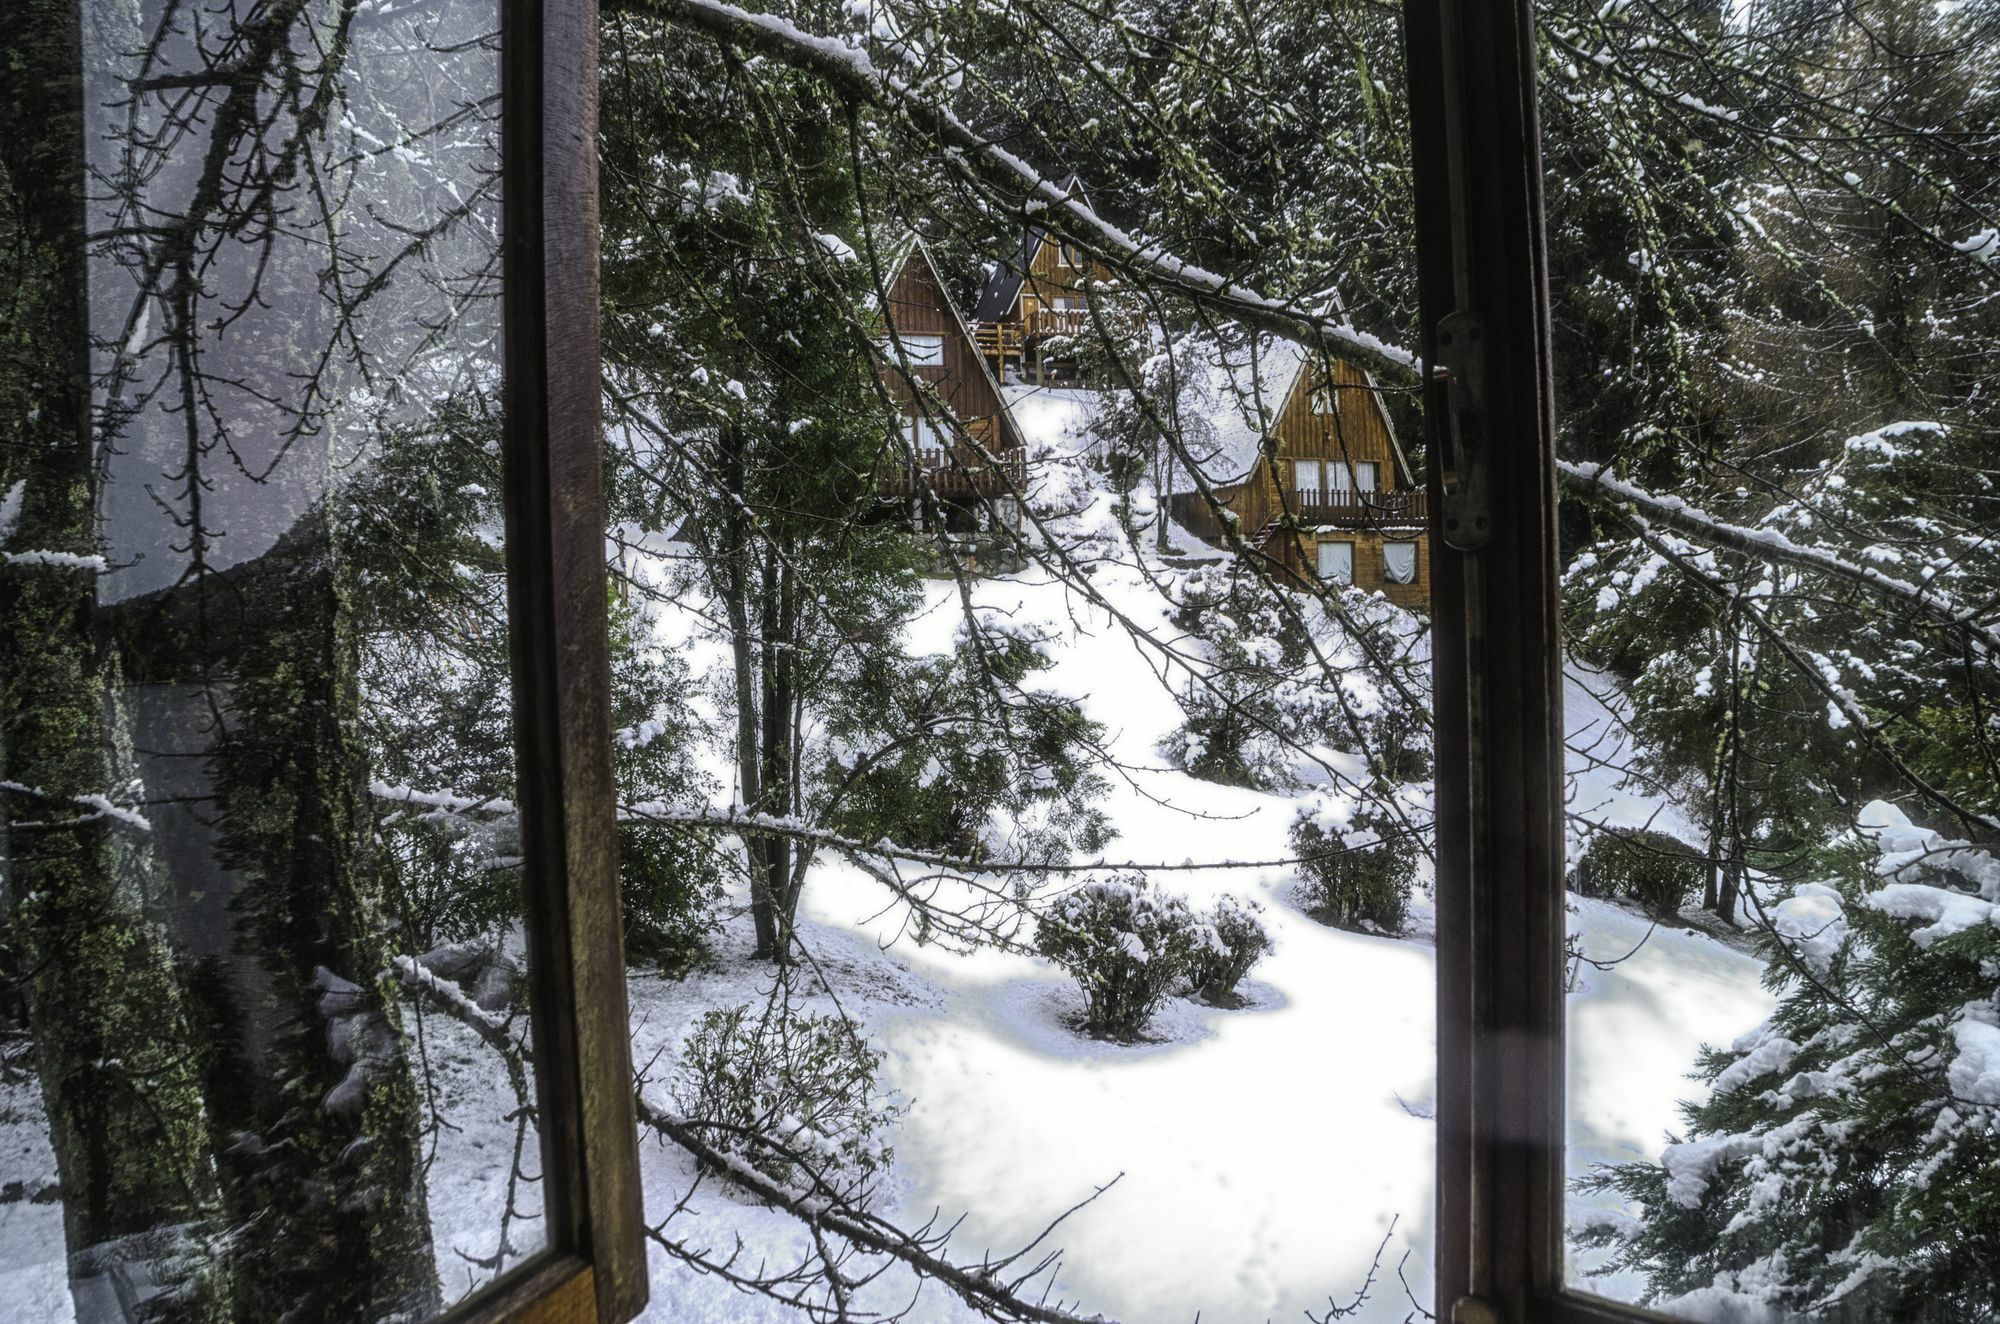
[
  {"x1": 1383, "y1": 543, "x2": 1416, "y2": 585},
  {"x1": 1355, "y1": 462, "x2": 1377, "y2": 492},
  {"x1": 901, "y1": 334, "x2": 947, "y2": 366},
  {"x1": 1556, "y1": 6, "x2": 2000, "y2": 1319},
  {"x1": 0, "y1": 0, "x2": 541, "y2": 1315},
  {"x1": 1328, "y1": 460, "x2": 1353, "y2": 490},
  {"x1": 595, "y1": 3, "x2": 1435, "y2": 1320}
]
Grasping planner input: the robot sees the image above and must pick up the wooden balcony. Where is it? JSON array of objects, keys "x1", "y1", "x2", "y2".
[
  {"x1": 973, "y1": 320, "x2": 1023, "y2": 370},
  {"x1": 880, "y1": 443, "x2": 1028, "y2": 500},
  {"x1": 1288, "y1": 488, "x2": 1427, "y2": 529}
]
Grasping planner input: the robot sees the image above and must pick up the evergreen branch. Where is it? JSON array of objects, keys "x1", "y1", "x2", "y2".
[{"x1": 604, "y1": 0, "x2": 1418, "y2": 382}]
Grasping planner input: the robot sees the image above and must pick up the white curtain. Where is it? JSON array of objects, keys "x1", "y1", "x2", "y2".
[
  {"x1": 1317, "y1": 541, "x2": 1354, "y2": 584},
  {"x1": 1384, "y1": 542, "x2": 1417, "y2": 584}
]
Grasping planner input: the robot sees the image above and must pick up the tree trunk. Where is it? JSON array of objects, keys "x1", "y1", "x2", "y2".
[
  {"x1": 187, "y1": 520, "x2": 442, "y2": 1321},
  {"x1": 0, "y1": 7, "x2": 229, "y2": 1316},
  {"x1": 719, "y1": 419, "x2": 776, "y2": 957}
]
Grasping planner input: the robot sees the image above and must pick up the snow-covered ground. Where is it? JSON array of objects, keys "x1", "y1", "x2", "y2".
[
  {"x1": 0, "y1": 382, "x2": 1773, "y2": 1321},
  {"x1": 623, "y1": 383, "x2": 1774, "y2": 1322}
]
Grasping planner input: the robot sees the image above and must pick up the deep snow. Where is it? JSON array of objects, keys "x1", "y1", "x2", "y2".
[{"x1": 0, "y1": 381, "x2": 1774, "y2": 1322}]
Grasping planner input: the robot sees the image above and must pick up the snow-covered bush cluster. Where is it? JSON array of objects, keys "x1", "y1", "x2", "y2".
[
  {"x1": 1290, "y1": 795, "x2": 1418, "y2": 935},
  {"x1": 671, "y1": 1001, "x2": 900, "y2": 1203},
  {"x1": 1161, "y1": 561, "x2": 1430, "y2": 795},
  {"x1": 1577, "y1": 803, "x2": 2000, "y2": 1320},
  {"x1": 1185, "y1": 893, "x2": 1275, "y2": 1007},
  {"x1": 1573, "y1": 828, "x2": 1704, "y2": 921},
  {"x1": 1035, "y1": 876, "x2": 1270, "y2": 1038}
]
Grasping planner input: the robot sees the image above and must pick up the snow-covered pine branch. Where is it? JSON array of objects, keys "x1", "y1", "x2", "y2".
[
  {"x1": 607, "y1": 0, "x2": 1417, "y2": 383},
  {"x1": 1558, "y1": 457, "x2": 2000, "y2": 657}
]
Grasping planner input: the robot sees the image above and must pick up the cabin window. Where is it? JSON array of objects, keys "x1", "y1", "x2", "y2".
[
  {"x1": 1316, "y1": 541, "x2": 1355, "y2": 585},
  {"x1": 1294, "y1": 459, "x2": 1322, "y2": 497},
  {"x1": 1354, "y1": 461, "x2": 1378, "y2": 492},
  {"x1": 1058, "y1": 241, "x2": 1083, "y2": 267},
  {"x1": 912, "y1": 413, "x2": 947, "y2": 450},
  {"x1": 1310, "y1": 384, "x2": 1338, "y2": 415},
  {"x1": 894, "y1": 333, "x2": 947, "y2": 367},
  {"x1": 1382, "y1": 542, "x2": 1417, "y2": 585}
]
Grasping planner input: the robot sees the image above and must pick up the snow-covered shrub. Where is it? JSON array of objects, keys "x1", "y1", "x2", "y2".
[
  {"x1": 1574, "y1": 828, "x2": 1701, "y2": 920},
  {"x1": 1036, "y1": 875, "x2": 1203, "y2": 1039},
  {"x1": 1185, "y1": 895, "x2": 1272, "y2": 1005},
  {"x1": 1162, "y1": 565, "x2": 1326, "y2": 790},
  {"x1": 1291, "y1": 799, "x2": 1416, "y2": 935},
  {"x1": 671, "y1": 1002, "x2": 897, "y2": 1201},
  {"x1": 1576, "y1": 804, "x2": 2000, "y2": 1320}
]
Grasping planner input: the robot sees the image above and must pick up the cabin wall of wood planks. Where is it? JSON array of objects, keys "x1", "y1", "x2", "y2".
[{"x1": 1167, "y1": 355, "x2": 1431, "y2": 609}]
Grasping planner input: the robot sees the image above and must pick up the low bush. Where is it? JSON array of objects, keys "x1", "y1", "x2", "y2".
[
  {"x1": 1574, "y1": 829, "x2": 1703, "y2": 919},
  {"x1": 1185, "y1": 895, "x2": 1273, "y2": 1005},
  {"x1": 1291, "y1": 803, "x2": 1418, "y2": 935},
  {"x1": 670, "y1": 1002, "x2": 897, "y2": 1202},
  {"x1": 1035, "y1": 875, "x2": 1203, "y2": 1039}
]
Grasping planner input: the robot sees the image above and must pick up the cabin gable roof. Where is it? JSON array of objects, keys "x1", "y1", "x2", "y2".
[
  {"x1": 971, "y1": 172, "x2": 1088, "y2": 323},
  {"x1": 882, "y1": 235, "x2": 1026, "y2": 455}
]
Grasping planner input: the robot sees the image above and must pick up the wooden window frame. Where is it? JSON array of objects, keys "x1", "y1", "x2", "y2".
[
  {"x1": 1383, "y1": 541, "x2": 1419, "y2": 587},
  {"x1": 1295, "y1": 458, "x2": 1324, "y2": 498},
  {"x1": 1404, "y1": 3, "x2": 1685, "y2": 1322},
  {"x1": 444, "y1": 0, "x2": 649, "y2": 1319},
  {"x1": 1317, "y1": 539, "x2": 1356, "y2": 586},
  {"x1": 898, "y1": 333, "x2": 949, "y2": 367}
]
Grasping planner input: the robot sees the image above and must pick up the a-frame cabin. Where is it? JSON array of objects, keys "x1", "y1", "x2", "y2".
[
  {"x1": 1171, "y1": 336, "x2": 1430, "y2": 609},
  {"x1": 872, "y1": 236, "x2": 1028, "y2": 522},
  {"x1": 969, "y1": 175, "x2": 1124, "y2": 384}
]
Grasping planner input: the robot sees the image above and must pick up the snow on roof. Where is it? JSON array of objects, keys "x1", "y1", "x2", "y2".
[{"x1": 1177, "y1": 334, "x2": 1310, "y2": 487}]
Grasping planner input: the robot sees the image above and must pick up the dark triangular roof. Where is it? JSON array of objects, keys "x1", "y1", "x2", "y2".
[{"x1": 971, "y1": 172, "x2": 1087, "y2": 322}]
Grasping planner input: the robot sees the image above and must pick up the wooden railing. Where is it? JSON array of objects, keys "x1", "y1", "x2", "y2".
[
  {"x1": 1289, "y1": 489, "x2": 1428, "y2": 528},
  {"x1": 880, "y1": 444, "x2": 1028, "y2": 500},
  {"x1": 1027, "y1": 308, "x2": 1090, "y2": 339},
  {"x1": 973, "y1": 321, "x2": 1023, "y2": 366}
]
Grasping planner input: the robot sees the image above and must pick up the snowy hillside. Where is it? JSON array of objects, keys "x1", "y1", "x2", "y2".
[
  {"x1": 0, "y1": 385, "x2": 1773, "y2": 1323},
  {"x1": 620, "y1": 383, "x2": 1774, "y2": 1322}
]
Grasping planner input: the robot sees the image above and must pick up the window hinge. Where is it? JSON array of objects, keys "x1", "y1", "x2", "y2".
[{"x1": 1432, "y1": 311, "x2": 1491, "y2": 551}]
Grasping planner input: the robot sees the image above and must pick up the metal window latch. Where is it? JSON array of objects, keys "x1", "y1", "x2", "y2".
[{"x1": 1432, "y1": 311, "x2": 1491, "y2": 551}]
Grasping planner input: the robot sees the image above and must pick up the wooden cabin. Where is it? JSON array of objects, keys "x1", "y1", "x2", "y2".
[
  {"x1": 873, "y1": 236, "x2": 1028, "y2": 525},
  {"x1": 970, "y1": 175, "x2": 1126, "y2": 385},
  {"x1": 1170, "y1": 336, "x2": 1430, "y2": 610}
]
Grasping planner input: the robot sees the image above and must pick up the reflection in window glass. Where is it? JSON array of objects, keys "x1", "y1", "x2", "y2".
[
  {"x1": 596, "y1": 2, "x2": 1436, "y2": 1320},
  {"x1": 0, "y1": 0, "x2": 538, "y2": 1316},
  {"x1": 1556, "y1": 3, "x2": 2000, "y2": 1320}
]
